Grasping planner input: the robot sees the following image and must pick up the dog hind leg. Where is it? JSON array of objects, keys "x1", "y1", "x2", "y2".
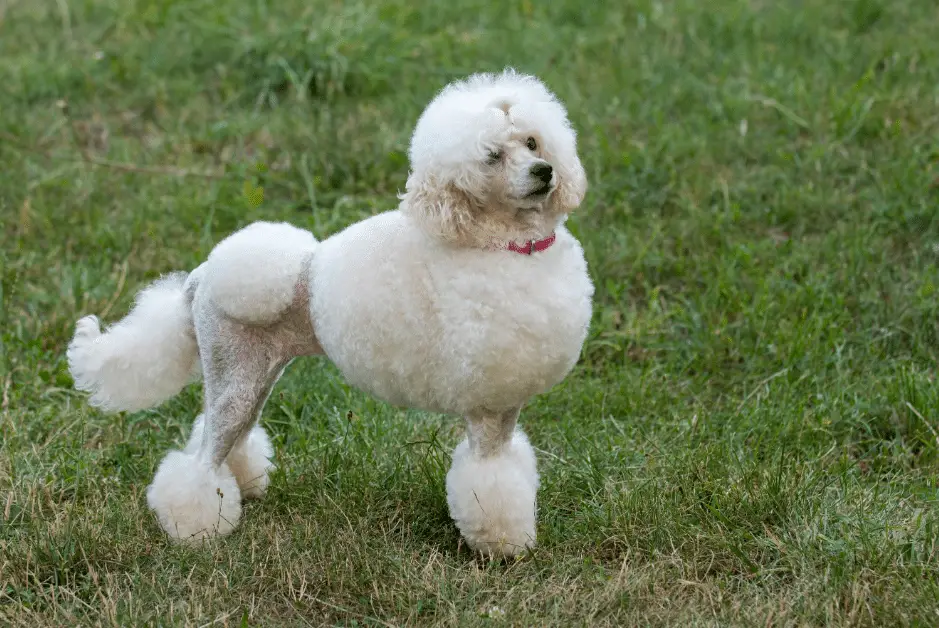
[
  {"x1": 145, "y1": 305, "x2": 294, "y2": 542},
  {"x1": 184, "y1": 412, "x2": 275, "y2": 500}
]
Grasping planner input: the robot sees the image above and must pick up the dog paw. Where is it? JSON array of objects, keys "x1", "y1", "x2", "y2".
[
  {"x1": 445, "y1": 431, "x2": 539, "y2": 557},
  {"x1": 146, "y1": 450, "x2": 241, "y2": 542},
  {"x1": 228, "y1": 425, "x2": 274, "y2": 499}
]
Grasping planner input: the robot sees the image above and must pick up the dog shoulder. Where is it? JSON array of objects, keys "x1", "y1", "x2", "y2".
[{"x1": 205, "y1": 222, "x2": 317, "y2": 324}]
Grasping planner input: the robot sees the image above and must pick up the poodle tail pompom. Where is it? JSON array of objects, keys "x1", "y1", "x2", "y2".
[{"x1": 67, "y1": 272, "x2": 200, "y2": 413}]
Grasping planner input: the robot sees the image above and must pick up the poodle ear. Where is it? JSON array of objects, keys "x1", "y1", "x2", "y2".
[
  {"x1": 552, "y1": 153, "x2": 588, "y2": 213},
  {"x1": 402, "y1": 173, "x2": 477, "y2": 243}
]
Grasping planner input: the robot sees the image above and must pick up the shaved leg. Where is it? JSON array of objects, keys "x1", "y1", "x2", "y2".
[{"x1": 146, "y1": 282, "x2": 320, "y2": 542}]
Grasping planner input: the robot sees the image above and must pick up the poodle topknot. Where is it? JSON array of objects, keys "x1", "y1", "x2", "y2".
[{"x1": 67, "y1": 69, "x2": 594, "y2": 557}]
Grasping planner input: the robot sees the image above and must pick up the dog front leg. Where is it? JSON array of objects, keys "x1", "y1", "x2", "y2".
[{"x1": 445, "y1": 407, "x2": 540, "y2": 557}]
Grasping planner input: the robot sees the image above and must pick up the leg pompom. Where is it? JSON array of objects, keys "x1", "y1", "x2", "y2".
[
  {"x1": 446, "y1": 431, "x2": 539, "y2": 557},
  {"x1": 146, "y1": 449, "x2": 241, "y2": 542},
  {"x1": 185, "y1": 414, "x2": 273, "y2": 499},
  {"x1": 228, "y1": 425, "x2": 274, "y2": 499}
]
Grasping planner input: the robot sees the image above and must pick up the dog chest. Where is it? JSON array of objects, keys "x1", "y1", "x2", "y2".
[{"x1": 308, "y1": 213, "x2": 593, "y2": 415}]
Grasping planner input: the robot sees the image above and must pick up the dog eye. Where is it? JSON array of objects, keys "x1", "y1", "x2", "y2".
[
  {"x1": 526, "y1": 137, "x2": 537, "y2": 151},
  {"x1": 487, "y1": 150, "x2": 503, "y2": 165}
]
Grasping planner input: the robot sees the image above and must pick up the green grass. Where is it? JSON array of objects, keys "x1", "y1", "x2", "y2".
[{"x1": 2, "y1": 0, "x2": 939, "y2": 624}]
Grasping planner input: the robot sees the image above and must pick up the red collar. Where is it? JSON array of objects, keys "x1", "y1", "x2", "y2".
[{"x1": 505, "y1": 233, "x2": 556, "y2": 255}]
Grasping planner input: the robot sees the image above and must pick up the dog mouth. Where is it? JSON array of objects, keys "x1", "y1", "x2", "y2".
[{"x1": 525, "y1": 182, "x2": 554, "y2": 198}]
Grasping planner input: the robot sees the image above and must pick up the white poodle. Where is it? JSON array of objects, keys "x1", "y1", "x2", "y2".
[{"x1": 67, "y1": 69, "x2": 594, "y2": 557}]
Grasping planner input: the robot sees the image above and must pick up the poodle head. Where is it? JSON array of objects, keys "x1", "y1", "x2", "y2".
[{"x1": 401, "y1": 69, "x2": 587, "y2": 247}]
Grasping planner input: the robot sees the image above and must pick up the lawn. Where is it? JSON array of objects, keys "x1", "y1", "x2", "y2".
[{"x1": 2, "y1": 0, "x2": 939, "y2": 625}]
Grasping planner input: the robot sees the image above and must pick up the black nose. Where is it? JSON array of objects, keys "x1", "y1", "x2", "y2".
[{"x1": 531, "y1": 163, "x2": 553, "y2": 183}]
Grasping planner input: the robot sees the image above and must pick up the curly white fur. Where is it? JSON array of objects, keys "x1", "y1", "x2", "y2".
[
  {"x1": 66, "y1": 273, "x2": 199, "y2": 412},
  {"x1": 145, "y1": 450, "x2": 241, "y2": 542},
  {"x1": 68, "y1": 69, "x2": 593, "y2": 555},
  {"x1": 186, "y1": 415, "x2": 274, "y2": 499},
  {"x1": 205, "y1": 221, "x2": 316, "y2": 324},
  {"x1": 401, "y1": 69, "x2": 588, "y2": 248},
  {"x1": 446, "y1": 431, "x2": 539, "y2": 556},
  {"x1": 309, "y1": 213, "x2": 591, "y2": 415}
]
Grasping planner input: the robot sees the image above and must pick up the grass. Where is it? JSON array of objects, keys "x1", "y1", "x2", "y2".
[{"x1": 1, "y1": 0, "x2": 939, "y2": 624}]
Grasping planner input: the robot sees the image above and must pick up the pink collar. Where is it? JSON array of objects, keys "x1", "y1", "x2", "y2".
[{"x1": 505, "y1": 233, "x2": 556, "y2": 255}]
